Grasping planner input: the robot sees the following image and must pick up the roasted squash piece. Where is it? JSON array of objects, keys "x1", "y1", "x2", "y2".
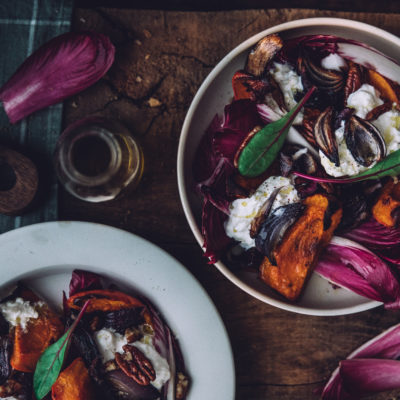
[
  {"x1": 259, "y1": 194, "x2": 342, "y2": 301},
  {"x1": 232, "y1": 71, "x2": 270, "y2": 101},
  {"x1": 11, "y1": 306, "x2": 63, "y2": 373},
  {"x1": 52, "y1": 357, "x2": 95, "y2": 400},
  {"x1": 67, "y1": 289, "x2": 144, "y2": 313},
  {"x1": 67, "y1": 289, "x2": 152, "y2": 326},
  {"x1": 372, "y1": 179, "x2": 400, "y2": 227},
  {"x1": 368, "y1": 70, "x2": 399, "y2": 103}
]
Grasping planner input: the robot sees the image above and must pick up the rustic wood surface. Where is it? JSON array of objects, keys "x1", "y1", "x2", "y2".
[{"x1": 59, "y1": 8, "x2": 400, "y2": 400}]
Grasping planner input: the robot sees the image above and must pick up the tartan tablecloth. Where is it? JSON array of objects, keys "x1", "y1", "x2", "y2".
[{"x1": 0, "y1": 0, "x2": 73, "y2": 232}]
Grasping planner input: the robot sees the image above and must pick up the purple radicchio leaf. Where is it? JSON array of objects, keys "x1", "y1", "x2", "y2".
[
  {"x1": 321, "y1": 323, "x2": 400, "y2": 399},
  {"x1": 69, "y1": 269, "x2": 103, "y2": 296},
  {"x1": 139, "y1": 297, "x2": 185, "y2": 399},
  {"x1": 315, "y1": 237, "x2": 400, "y2": 309},
  {"x1": 202, "y1": 199, "x2": 232, "y2": 264},
  {"x1": 213, "y1": 99, "x2": 264, "y2": 162},
  {"x1": 256, "y1": 103, "x2": 283, "y2": 124},
  {"x1": 343, "y1": 218, "x2": 400, "y2": 265},
  {"x1": 194, "y1": 101, "x2": 262, "y2": 184},
  {"x1": 220, "y1": 99, "x2": 264, "y2": 133},
  {"x1": 196, "y1": 157, "x2": 235, "y2": 214},
  {"x1": 0, "y1": 31, "x2": 115, "y2": 124},
  {"x1": 193, "y1": 114, "x2": 222, "y2": 183}
]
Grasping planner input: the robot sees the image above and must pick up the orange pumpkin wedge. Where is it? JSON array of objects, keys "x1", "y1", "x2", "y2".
[
  {"x1": 52, "y1": 357, "x2": 95, "y2": 400},
  {"x1": 368, "y1": 70, "x2": 399, "y2": 103},
  {"x1": 372, "y1": 179, "x2": 400, "y2": 227},
  {"x1": 260, "y1": 194, "x2": 342, "y2": 301},
  {"x1": 11, "y1": 306, "x2": 63, "y2": 373},
  {"x1": 67, "y1": 289, "x2": 144, "y2": 313}
]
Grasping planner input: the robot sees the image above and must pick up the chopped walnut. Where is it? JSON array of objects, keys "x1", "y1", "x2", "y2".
[
  {"x1": 141, "y1": 323, "x2": 154, "y2": 336},
  {"x1": 104, "y1": 359, "x2": 118, "y2": 372},
  {"x1": 0, "y1": 379, "x2": 23, "y2": 397},
  {"x1": 125, "y1": 326, "x2": 142, "y2": 343},
  {"x1": 176, "y1": 372, "x2": 190, "y2": 399}
]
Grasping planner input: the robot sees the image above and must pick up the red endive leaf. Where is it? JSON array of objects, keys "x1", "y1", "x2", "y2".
[
  {"x1": 69, "y1": 269, "x2": 103, "y2": 296},
  {"x1": 315, "y1": 237, "x2": 400, "y2": 309},
  {"x1": 343, "y1": 218, "x2": 400, "y2": 265},
  {"x1": 0, "y1": 32, "x2": 115, "y2": 123},
  {"x1": 340, "y1": 358, "x2": 400, "y2": 397},
  {"x1": 321, "y1": 323, "x2": 400, "y2": 399}
]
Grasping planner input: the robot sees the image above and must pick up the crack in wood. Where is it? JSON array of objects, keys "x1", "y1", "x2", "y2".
[
  {"x1": 238, "y1": 16, "x2": 260, "y2": 33},
  {"x1": 239, "y1": 379, "x2": 326, "y2": 387},
  {"x1": 161, "y1": 51, "x2": 214, "y2": 68},
  {"x1": 143, "y1": 106, "x2": 166, "y2": 136},
  {"x1": 97, "y1": 76, "x2": 167, "y2": 108}
]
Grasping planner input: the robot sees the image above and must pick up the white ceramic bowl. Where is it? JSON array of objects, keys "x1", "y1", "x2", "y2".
[{"x1": 177, "y1": 18, "x2": 400, "y2": 316}]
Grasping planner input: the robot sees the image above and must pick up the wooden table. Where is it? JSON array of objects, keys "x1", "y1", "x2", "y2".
[{"x1": 60, "y1": 8, "x2": 400, "y2": 399}]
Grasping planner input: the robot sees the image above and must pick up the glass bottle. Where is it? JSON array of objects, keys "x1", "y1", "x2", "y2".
[{"x1": 54, "y1": 117, "x2": 143, "y2": 202}]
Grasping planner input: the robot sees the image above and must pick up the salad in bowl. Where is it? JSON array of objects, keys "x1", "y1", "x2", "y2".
[
  {"x1": 191, "y1": 31, "x2": 400, "y2": 307},
  {"x1": 0, "y1": 270, "x2": 189, "y2": 400}
]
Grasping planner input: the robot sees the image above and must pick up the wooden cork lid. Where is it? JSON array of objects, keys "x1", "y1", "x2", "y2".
[{"x1": 0, "y1": 147, "x2": 38, "y2": 216}]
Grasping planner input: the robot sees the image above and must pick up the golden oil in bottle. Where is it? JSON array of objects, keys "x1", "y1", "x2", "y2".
[{"x1": 54, "y1": 117, "x2": 144, "y2": 202}]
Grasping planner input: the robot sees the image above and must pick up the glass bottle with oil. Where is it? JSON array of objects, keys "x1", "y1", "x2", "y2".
[{"x1": 54, "y1": 117, "x2": 144, "y2": 202}]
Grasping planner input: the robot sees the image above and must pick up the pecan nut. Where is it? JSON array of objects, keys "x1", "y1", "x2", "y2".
[
  {"x1": 115, "y1": 345, "x2": 156, "y2": 386},
  {"x1": 344, "y1": 61, "x2": 362, "y2": 102},
  {"x1": 365, "y1": 101, "x2": 392, "y2": 121}
]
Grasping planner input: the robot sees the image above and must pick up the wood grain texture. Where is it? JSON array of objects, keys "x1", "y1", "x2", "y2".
[{"x1": 60, "y1": 8, "x2": 400, "y2": 399}]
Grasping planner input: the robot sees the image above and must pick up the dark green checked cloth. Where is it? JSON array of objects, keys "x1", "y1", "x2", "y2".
[{"x1": 0, "y1": 0, "x2": 73, "y2": 232}]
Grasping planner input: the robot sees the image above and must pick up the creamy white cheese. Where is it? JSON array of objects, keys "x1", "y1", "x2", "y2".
[
  {"x1": 269, "y1": 62, "x2": 304, "y2": 124},
  {"x1": 319, "y1": 121, "x2": 370, "y2": 177},
  {"x1": 224, "y1": 176, "x2": 300, "y2": 249},
  {"x1": 0, "y1": 297, "x2": 42, "y2": 331},
  {"x1": 347, "y1": 84, "x2": 383, "y2": 118},
  {"x1": 320, "y1": 53, "x2": 347, "y2": 71},
  {"x1": 133, "y1": 337, "x2": 171, "y2": 390},
  {"x1": 1, "y1": 397, "x2": 22, "y2": 400},
  {"x1": 94, "y1": 328, "x2": 128, "y2": 363},
  {"x1": 373, "y1": 109, "x2": 400, "y2": 154},
  {"x1": 94, "y1": 328, "x2": 170, "y2": 391}
]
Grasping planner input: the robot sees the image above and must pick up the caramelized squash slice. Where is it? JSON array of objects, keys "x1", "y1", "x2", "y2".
[
  {"x1": 67, "y1": 289, "x2": 144, "y2": 313},
  {"x1": 368, "y1": 70, "x2": 399, "y2": 103},
  {"x1": 52, "y1": 357, "x2": 95, "y2": 400},
  {"x1": 259, "y1": 194, "x2": 342, "y2": 301},
  {"x1": 372, "y1": 179, "x2": 400, "y2": 227},
  {"x1": 11, "y1": 306, "x2": 63, "y2": 373}
]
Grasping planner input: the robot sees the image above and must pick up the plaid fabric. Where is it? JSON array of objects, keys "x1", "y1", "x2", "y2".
[{"x1": 0, "y1": 0, "x2": 72, "y2": 232}]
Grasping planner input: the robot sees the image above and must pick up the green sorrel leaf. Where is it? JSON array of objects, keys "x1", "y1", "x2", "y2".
[
  {"x1": 294, "y1": 148, "x2": 400, "y2": 184},
  {"x1": 237, "y1": 86, "x2": 316, "y2": 177},
  {"x1": 33, "y1": 300, "x2": 90, "y2": 399}
]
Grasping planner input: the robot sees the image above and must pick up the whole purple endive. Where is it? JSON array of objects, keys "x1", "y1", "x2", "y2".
[
  {"x1": 321, "y1": 323, "x2": 400, "y2": 399},
  {"x1": 0, "y1": 31, "x2": 115, "y2": 123}
]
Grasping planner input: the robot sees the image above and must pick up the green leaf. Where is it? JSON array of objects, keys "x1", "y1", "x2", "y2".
[
  {"x1": 238, "y1": 87, "x2": 316, "y2": 177},
  {"x1": 33, "y1": 300, "x2": 90, "y2": 399},
  {"x1": 350, "y1": 149, "x2": 400, "y2": 181},
  {"x1": 295, "y1": 149, "x2": 400, "y2": 184}
]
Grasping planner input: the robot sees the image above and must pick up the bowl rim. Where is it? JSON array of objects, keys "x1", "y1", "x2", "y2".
[{"x1": 177, "y1": 17, "x2": 398, "y2": 316}]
